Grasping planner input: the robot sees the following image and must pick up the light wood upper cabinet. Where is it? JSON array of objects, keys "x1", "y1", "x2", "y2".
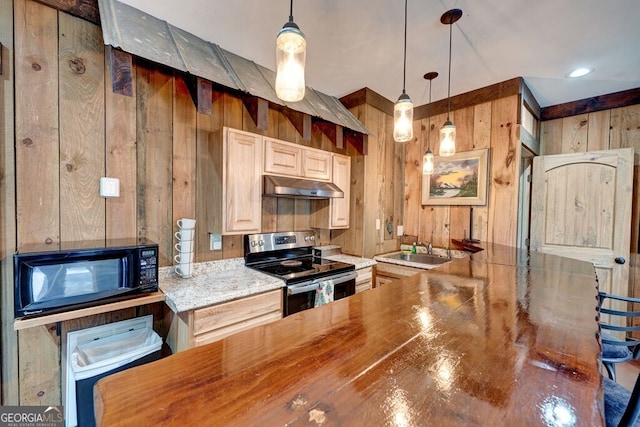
[
  {"x1": 264, "y1": 138, "x2": 332, "y2": 181},
  {"x1": 224, "y1": 128, "x2": 351, "y2": 231},
  {"x1": 310, "y1": 153, "x2": 351, "y2": 229},
  {"x1": 264, "y1": 138, "x2": 302, "y2": 176},
  {"x1": 330, "y1": 154, "x2": 351, "y2": 228},
  {"x1": 222, "y1": 128, "x2": 262, "y2": 235},
  {"x1": 302, "y1": 149, "x2": 332, "y2": 181}
]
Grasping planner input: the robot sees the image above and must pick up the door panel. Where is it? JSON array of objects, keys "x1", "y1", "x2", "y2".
[{"x1": 531, "y1": 148, "x2": 634, "y2": 331}]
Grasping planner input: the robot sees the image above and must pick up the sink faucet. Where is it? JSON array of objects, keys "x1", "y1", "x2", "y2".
[{"x1": 417, "y1": 241, "x2": 433, "y2": 254}]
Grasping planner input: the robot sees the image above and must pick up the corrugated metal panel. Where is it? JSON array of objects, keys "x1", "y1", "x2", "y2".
[
  {"x1": 97, "y1": 0, "x2": 369, "y2": 135},
  {"x1": 99, "y1": 0, "x2": 186, "y2": 72},
  {"x1": 169, "y1": 26, "x2": 242, "y2": 91}
]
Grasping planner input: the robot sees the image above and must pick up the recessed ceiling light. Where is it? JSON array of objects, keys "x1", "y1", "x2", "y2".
[{"x1": 567, "y1": 67, "x2": 594, "y2": 78}]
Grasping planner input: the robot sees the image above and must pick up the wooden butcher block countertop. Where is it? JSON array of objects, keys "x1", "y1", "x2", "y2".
[{"x1": 94, "y1": 243, "x2": 604, "y2": 426}]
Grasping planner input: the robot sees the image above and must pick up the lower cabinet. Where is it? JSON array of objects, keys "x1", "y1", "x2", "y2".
[
  {"x1": 375, "y1": 262, "x2": 423, "y2": 287},
  {"x1": 167, "y1": 289, "x2": 283, "y2": 353},
  {"x1": 355, "y1": 267, "x2": 373, "y2": 293}
]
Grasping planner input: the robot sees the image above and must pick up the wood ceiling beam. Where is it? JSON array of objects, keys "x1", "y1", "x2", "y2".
[
  {"x1": 414, "y1": 77, "x2": 522, "y2": 121},
  {"x1": 541, "y1": 87, "x2": 640, "y2": 121},
  {"x1": 34, "y1": 0, "x2": 99, "y2": 24}
]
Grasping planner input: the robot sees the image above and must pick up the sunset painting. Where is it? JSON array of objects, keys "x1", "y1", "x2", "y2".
[
  {"x1": 430, "y1": 158, "x2": 479, "y2": 198},
  {"x1": 422, "y1": 149, "x2": 489, "y2": 206}
]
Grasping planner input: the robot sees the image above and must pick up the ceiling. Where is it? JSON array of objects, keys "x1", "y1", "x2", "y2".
[{"x1": 118, "y1": 0, "x2": 640, "y2": 110}]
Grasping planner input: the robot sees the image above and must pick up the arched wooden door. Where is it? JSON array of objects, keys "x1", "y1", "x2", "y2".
[{"x1": 531, "y1": 148, "x2": 634, "y2": 304}]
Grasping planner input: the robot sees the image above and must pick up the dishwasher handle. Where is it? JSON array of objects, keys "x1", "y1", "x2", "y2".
[{"x1": 287, "y1": 271, "x2": 357, "y2": 296}]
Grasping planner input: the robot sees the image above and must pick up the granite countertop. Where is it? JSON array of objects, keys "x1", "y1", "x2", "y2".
[
  {"x1": 158, "y1": 258, "x2": 285, "y2": 313},
  {"x1": 323, "y1": 254, "x2": 376, "y2": 270},
  {"x1": 159, "y1": 254, "x2": 376, "y2": 313}
]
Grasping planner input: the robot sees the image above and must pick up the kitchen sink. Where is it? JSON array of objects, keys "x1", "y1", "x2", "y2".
[{"x1": 380, "y1": 252, "x2": 451, "y2": 265}]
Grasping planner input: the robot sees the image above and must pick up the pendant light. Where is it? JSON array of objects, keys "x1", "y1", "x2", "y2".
[
  {"x1": 422, "y1": 72, "x2": 438, "y2": 175},
  {"x1": 393, "y1": 0, "x2": 413, "y2": 142},
  {"x1": 439, "y1": 9, "x2": 462, "y2": 157},
  {"x1": 275, "y1": 0, "x2": 306, "y2": 102}
]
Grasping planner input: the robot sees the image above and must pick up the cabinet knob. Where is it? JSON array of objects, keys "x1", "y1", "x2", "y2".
[{"x1": 614, "y1": 257, "x2": 626, "y2": 265}]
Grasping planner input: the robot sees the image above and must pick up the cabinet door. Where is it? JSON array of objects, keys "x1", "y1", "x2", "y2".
[
  {"x1": 222, "y1": 128, "x2": 262, "y2": 234},
  {"x1": 302, "y1": 149, "x2": 332, "y2": 181},
  {"x1": 355, "y1": 267, "x2": 373, "y2": 293},
  {"x1": 264, "y1": 138, "x2": 302, "y2": 176},
  {"x1": 330, "y1": 154, "x2": 350, "y2": 228},
  {"x1": 192, "y1": 289, "x2": 282, "y2": 347}
]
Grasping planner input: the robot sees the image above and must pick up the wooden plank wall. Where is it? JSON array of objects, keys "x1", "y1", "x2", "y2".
[
  {"x1": 404, "y1": 95, "x2": 521, "y2": 249},
  {"x1": 541, "y1": 104, "x2": 640, "y2": 302},
  {"x1": 5, "y1": 0, "x2": 358, "y2": 404},
  {"x1": 1, "y1": 0, "x2": 17, "y2": 405},
  {"x1": 335, "y1": 101, "x2": 403, "y2": 258}
]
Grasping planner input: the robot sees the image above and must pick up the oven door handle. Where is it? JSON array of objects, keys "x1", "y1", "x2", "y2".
[{"x1": 287, "y1": 271, "x2": 357, "y2": 296}]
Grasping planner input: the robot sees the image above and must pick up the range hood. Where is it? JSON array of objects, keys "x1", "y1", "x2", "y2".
[{"x1": 263, "y1": 175, "x2": 344, "y2": 199}]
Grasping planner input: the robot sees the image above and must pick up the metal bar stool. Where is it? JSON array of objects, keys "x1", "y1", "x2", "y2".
[{"x1": 598, "y1": 292, "x2": 640, "y2": 382}]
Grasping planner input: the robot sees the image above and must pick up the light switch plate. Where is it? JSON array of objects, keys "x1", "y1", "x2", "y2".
[
  {"x1": 99, "y1": 177, "x2": 120, "y2": 198},
  {"x1": 397, "y1": 225, "x2": 404, "y2": 236},
  {"x1": 375, "y1": 219, "x2": 381, "y2": 230}
]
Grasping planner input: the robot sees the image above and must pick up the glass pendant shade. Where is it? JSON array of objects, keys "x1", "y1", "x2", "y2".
[
  {"x1": 393, "y1": 93, "x2": 414, "y2": 142},
  {"x1": 423, "y1": 149, "x2": 434, "y2": 175},
  {"x1": 439, "y1": 120, "x2": 456, "y2": 156},
  {"x1": 275, "y1": 23, "x2": 306, "y2": 102}
]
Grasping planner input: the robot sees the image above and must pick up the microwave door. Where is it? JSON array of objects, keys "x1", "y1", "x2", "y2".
[
  {"x1": 30, "y1": 260, "x2": 123, "y2": 304},
  {"x1": 32, "y1": 265, "x2": 67, "y2": 303}
]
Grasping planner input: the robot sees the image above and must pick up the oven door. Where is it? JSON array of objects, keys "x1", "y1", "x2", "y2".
[{"x1": 285, "y1": 271, "x2": 357, "y2": 316}]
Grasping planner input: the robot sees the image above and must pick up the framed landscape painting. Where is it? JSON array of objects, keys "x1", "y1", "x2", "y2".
[{"x1": 421, "y1": 148, "x2": 489, "y2": 206}]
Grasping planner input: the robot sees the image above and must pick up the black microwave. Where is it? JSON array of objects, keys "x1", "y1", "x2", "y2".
[{"x1": 14, "y1": 238, "x2": 159, "y2": 319}]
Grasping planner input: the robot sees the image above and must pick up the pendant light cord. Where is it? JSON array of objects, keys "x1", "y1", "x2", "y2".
[
  {"x1": 289, "y1": 0, "x2": 294, "y2": 22},
  {"x1": 402, "y1": 0, "x2": 408, "y2": 94},
  {"x1": 427, "y1": 79, "x2": 432, "y2": 150},
  {"x1": 446, "y1": 13, "x2": 453, "y2": 120}
]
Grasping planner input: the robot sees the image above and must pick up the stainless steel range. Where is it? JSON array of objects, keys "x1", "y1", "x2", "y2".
[{"x1": 244, "y1": 231, "x2": 356, "y2": 316}]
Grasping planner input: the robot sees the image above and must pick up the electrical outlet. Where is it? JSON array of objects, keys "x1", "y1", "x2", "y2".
[
  {"x1": 397, "y1": 225, "x2": 404, "y2": 236},
  {"x1": 209, "y1": 233, "x2": 222, "y2": 251},
  {"x1": 375, "y1": 219, "x2": 381, "y2": 230}
]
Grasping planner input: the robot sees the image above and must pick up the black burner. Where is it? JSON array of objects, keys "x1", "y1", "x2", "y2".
[{"x1": 249, "y1": 255, "x2": 353, "y2": 283}]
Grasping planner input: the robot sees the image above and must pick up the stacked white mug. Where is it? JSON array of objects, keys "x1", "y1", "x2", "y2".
[{"x1": 174, "y1": 218, "x2": 196, "y2": 278}]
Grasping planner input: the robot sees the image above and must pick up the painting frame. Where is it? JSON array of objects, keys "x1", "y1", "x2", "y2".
[{"x1": 421, "y1": 148, "x2": 489, "y2": 206}]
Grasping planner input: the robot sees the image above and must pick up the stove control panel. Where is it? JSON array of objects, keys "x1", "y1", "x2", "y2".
[
  {"x1": 275, "y1": 235, "x2": 296, "y2": 245},
  {"x1": 244, "y1": 230, "x2": 315, "y2": 254}
]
